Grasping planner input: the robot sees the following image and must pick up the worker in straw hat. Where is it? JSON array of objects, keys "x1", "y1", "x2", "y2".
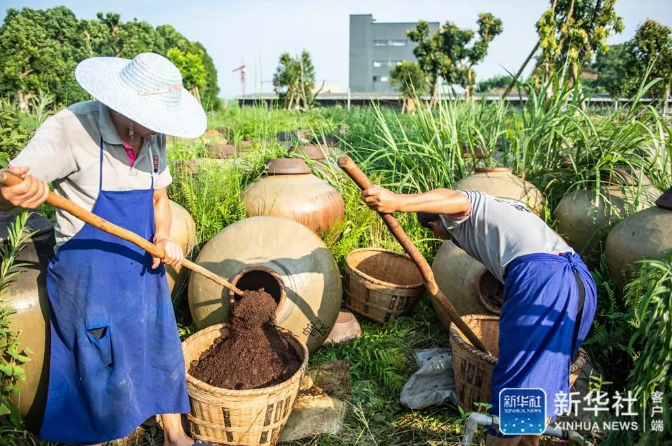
[
  {"x1": 0, "y1": 53, "x2": 213, "y2": 446},
  {"x1": 361, "y1": 185, "x2": 597, "y2": 446}
]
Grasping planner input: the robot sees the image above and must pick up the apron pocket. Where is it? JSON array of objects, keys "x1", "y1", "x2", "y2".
[{"x1": 85, "y1": 323, "x2": 113, "y2": 368}]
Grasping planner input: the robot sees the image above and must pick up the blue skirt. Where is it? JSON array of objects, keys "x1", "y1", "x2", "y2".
[{"x1": 488, "y1": 252, "x2": 596, "y2": 437}]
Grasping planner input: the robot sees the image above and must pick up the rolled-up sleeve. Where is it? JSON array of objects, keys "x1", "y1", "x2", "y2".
[
  {"x1": 440, "y1": 190, "x2": 474, "y2": 230},
  {"x1": 10, "y1": 112, "x2": 77, "y2": 184}
]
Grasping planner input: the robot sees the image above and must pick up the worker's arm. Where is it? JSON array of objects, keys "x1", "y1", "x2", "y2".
[
  {"x1": 151, "y1": 188, "x2": 183, "y2": 269},
  {"x1": 362, "y1": 186, "x2": 471, "y2": 216},
  {"x1": 0, "y1": 166, "x2": 50, "y2": 211}
]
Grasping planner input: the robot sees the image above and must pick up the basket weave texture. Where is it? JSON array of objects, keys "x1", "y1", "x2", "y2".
[
  {"x1": 449, "y1": 314, "x2": 589, "y2": 411},
  {"x1": 344, "y1": 248, "x2": 424, "y2": 324},
  {"x1": 182, "y1": 324, "x2": 308, "y2": 445}
]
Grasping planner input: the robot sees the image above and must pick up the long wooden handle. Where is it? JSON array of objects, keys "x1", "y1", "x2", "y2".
[
  {"x1": 338, "y1": 156, "x2": 490, "y2": 354},
  {"x1": 0, "y1": 169, "x2": 245, "y2": 297}
]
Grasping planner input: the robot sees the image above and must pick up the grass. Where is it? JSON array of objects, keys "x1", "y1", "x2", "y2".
[{"x1": 2, "y1": 79, "x2": 672, "y2": 445}]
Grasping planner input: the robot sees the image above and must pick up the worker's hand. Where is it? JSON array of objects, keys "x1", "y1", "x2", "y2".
[
  {"x1": 152, "y1": 236, "x2": 184, "y2": 269},
  {"x1": 0, "y1": 167, "x2": 49, "y2": 210},
  {"x1": 362, "y1": 185, "x2": 402, "y2": 214}
]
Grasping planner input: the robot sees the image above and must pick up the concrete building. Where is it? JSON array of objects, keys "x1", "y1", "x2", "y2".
[{"x1": 349, "y1": 14, "x2": 439, "y2": 93}]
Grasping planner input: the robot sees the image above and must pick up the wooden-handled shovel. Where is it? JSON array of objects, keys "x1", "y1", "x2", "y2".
[
  {"x1": 338, "y1": 156, "x2": 490, "y2": 354},
  {"x1": 0, "y1": 169, "x2": 245, "y2": 297}
]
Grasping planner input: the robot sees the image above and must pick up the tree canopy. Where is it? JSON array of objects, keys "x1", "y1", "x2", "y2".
[
  {"x1": 389, "y1": 61, "x2": 427, "y2": 107},
  {"x1": 0, "y1": 6, "x2": 220, "y2": 110},
  {"x1": 534, "y1": 0, "x2": 624, "y2": 91},
  {"x1": 407, "y1": 14, "x2": 503, "y2": 105},
  {"x1": 272, "y1": 51, "x2": 317, "y2": 110}
]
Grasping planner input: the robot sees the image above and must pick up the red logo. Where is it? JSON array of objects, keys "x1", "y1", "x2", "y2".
[{"x1": 153, "y1": 155, "x2": 159, "y2": 172}]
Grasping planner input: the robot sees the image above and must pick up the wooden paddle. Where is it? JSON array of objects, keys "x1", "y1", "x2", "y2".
[
  {"x1": 338, "y1": 156, "x2": 490, "y2": 354},
  {"x1": 0, "y1": 169, "x2": 245, "y2": 297}
]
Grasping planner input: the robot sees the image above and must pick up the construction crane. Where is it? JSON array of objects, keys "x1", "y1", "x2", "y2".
[{"x1": 232, "y1": 61, "x2": 246, "y2": 96}]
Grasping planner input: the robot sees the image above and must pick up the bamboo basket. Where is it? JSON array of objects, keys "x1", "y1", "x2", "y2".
[
  {"x1": 182, "y1": 324, "x2": 309, "y2": 446},
  {"x1": 344, "y1": 248, "x2": 424, "y2": 324},
  {"x1": 449, "y1": 314, "x2": 589, "y2": 411}
]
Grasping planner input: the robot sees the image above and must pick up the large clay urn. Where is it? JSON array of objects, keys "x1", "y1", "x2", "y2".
[
  {"x1": 166, "y1": 200, "x2": 198, "y2": 299},
  {"x1": 431, "y1": 240, "x2": 503, "y2": 330},
  {"x1": 455, "y1": 167, "x2": 544, "y2": 215},
  {"x1": 606, "y1": 187, "x2": 672, "y2": 290},
  {"x1": 1, "y1": 210, "x2": 55, "y2": 431},
  {"x1": 244, "y1": 158, "x2": 345, "y2": 237},
  {"x1": 554, "y1": 174, "x2": 662, "y2": 268},
  {"x1": 188, "y1": 216, "x2": 342, "y2": 352}
]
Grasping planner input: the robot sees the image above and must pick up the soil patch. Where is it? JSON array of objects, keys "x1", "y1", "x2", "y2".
[{"x1": 189, "y1": 289, "x2": 301, "y2": 390}]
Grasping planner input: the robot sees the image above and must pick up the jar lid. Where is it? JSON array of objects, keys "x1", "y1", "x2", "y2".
[
  {"x1": 461, "y1": 142, "x2": 490, "y2": 159},
  {"x1": 474, "y1": 166, "x2": 511, "y2": 173},
  {"x1": 205, "y1": 143, "x2": 236, "y2": 159},
  {"x1": 311, "y1": 135, "x2": 338, "y2": 147},
  {"x1": 289, "y1": 144, "x2": 331, "y2": 161},
  {"x1": 265, "y1": 158, "x2": 312, "y2": 175},
  {"x1": 656, "y1": 187, "x2": 672, "y2": 210}
]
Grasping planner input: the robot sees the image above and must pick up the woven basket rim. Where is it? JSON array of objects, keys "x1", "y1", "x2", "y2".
[
  {"x1": 183, "y1": 323, "x2": 309, "y2": 396},
  {"x1": 449, "y1": 314, "x2": 590, "y2": 370},
  {"x1": 449, "y1": 314, "x2": 499, "y2": 365},
  {"x1": 345, "y1": 248, "x2": 424, "y2": 289}
]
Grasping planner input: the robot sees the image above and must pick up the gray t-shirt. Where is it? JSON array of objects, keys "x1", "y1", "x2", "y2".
[{"x1": 440, "y1": 190, "x2": 572, "y2": 283}]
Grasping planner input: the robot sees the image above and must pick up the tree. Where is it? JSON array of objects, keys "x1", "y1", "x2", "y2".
[
  {"x1": 193, "y1": 42, "x2": 220, "y2": 110},
  {"x1": 272, "y1": 51, "x2": 316, "y2": 110},
  {"x1": 589, "y1": 43, "x2": 637, "y2": 99},
  {"x1": 630, "y1": 20, "x2": 672, "y2": 113},
  {"x1": 461, "y1": 13, "x2": 503, "y2": 98},
  {"x1": 477, "y1": 74, "x2": 515, "y2": 93},
  {"x1": 437, "y1": 21, "x2": 473, "y2": 96},
  {"x1": 407, "y1": 20, "x2": 444, "y2": 107},
  {"x1": 0, "y1": 6, "x2": 221, "y2": 110},
  {"x1": 0, "y1": 7, "x2": 89, "y2": 108},
  {"x1": 389, "y1": 61, "x2": 427, "y2": 111},
  {"x1": 408, "y1": 14, "x2": 503, "y2": 104},
  {"x1": 167, "y1": 47, "x2": 206, "y2": 102},
  {"x1": 534, "y1": 0, "x2": 624, "y2": 96}
]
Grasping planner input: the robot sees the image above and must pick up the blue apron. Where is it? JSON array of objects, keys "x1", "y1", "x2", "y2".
[
  {"x1": 39, "y1": 138, "x2": 190, "y2": 444},
  {"x1": 487, "y1": 251, "x2": 597, "y2": 438}
]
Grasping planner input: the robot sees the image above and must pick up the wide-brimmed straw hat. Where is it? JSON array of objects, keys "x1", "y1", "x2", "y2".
[{"x1": 75, "y1": 52, "x2": 207, "y2": 138}]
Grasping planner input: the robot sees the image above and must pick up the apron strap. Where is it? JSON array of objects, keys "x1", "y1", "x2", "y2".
[
  {"x1": 149, "y1": 143, "x2": 155, "y2": 190},
  {"x1": 99, "y1": 136, "x2": 104, "y2": 192}
]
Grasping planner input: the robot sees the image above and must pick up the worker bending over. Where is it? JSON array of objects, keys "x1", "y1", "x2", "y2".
[{"x1": 362, "y1": 185, "x2": 596, "y2": 446}]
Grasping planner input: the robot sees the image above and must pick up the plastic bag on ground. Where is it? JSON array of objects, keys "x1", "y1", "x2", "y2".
[{"x1": 400, "y1": 348, "x2": 459, "y2": 410}]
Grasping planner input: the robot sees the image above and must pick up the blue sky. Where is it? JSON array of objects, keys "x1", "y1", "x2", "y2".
[{"x1": 2, "y1": 1, "x2": 672, "y2": 98}]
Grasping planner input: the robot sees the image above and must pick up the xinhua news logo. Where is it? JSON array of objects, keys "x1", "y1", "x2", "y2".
[{"x1": 499, "y1": 388, "x2": 547, "y2": 436}]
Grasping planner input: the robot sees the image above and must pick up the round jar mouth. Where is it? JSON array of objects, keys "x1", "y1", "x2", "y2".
[
  {"x1": 228, "y1": 266, "x2": 287, "y2": 317},
  {"x1": 265, "y1": 158, "x2": 312, "y2": 175},
  {"x1": 476, "y1": 270, "x2": 503, "y2": 314}
]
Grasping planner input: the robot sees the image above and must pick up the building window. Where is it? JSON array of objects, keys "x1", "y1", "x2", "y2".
[
  {"x1": 390, "y1": 39, "x2": 407, "y2": 46},
  {"x1": 373, "y1": 40, "x2": 387, "y2": 46},
  {"x1": 373, "y1": 61, "x2": 382, "y2": 68},
  {"x1": 380, "y1": 76, "x2": 389, "y2": 82},
  {"x1": 373, "y1": 76, "x2": 378, "y2": 82}
]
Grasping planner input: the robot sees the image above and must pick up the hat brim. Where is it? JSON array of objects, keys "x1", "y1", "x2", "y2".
[{"x1": 75, "y1": 57, "x2": 207, "y2": 139}]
